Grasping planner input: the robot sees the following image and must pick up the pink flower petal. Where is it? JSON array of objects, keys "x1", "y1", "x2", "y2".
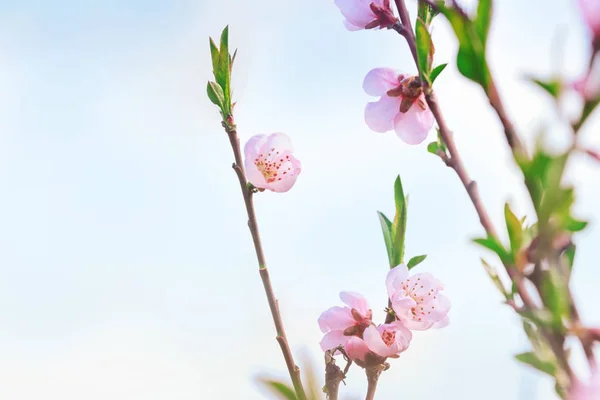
[
  {"x1": 432, "y1": 315, "x2": 450, "y2": 329},
  {"x1": 579, "y1": 0, "x2": 600, "y2": 36},
  {"x1": 320, "y1": 330, "x2": 350, "y2": 352},
  {"x1": 386, "y1": 264, "x2": 409, "y2": 296},
  {"x1": 343, "y1": 19, "x2": 364, "y2": 31},
  {"x1": 410, "y1": 272, "x2": 444, "y2": 297},
  {"x1": 345, "y1": 337, "x2": 369, "y2": 362},
  {"x1": 334, "y1": 0, "x2": 376, "y2": 29},
  {"x1": 569, "y1": 366, "x2": 600, "y2": 400},
  {"x1": 262, "y1": 132, "x2": 294, "y2": 154},
  {"x1": 363, "y1": 325, "x2": 392, "y2": 357},
  {"x1": 387, "y1": 321, "x2": 412, "y2": 350},
  {"x1": 393, "y1": 98, "x2": 434, "y2": 144},
  {"x1": 266, "y1": 153, "x2": 301, "y2": 193},
  {"x1": 363, "y1": 68, "x2": 402, "y2": 96},
  {"x1": 365, "y1": 95, "x2": 400, "y2": 133},
  {"x1": 318, "y1": 306, "x2": 355, "y2": 333},
  {"x1": 245, "y1": 157, "x2": 269, "y2": 189},
  {"x1": 244, "y1": 134, "x2": 268, "y2": 160},
  {"x1": 339, "y1": 291, "x2": 369, "y2": 315}
]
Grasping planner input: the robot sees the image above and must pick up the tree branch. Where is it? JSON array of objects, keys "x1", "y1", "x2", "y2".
[
  {"x1": 223, "y1": 122, "x2": 307, "y2": 400},
  {"x1": 389, "y1": 0, "x2": 579, "y2": 381},
  {"x1": 365, "y1": 367, "x2": 382, "y2": 400}
]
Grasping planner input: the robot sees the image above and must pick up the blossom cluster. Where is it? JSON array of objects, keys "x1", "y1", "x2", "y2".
[{"x1": 318, "y1": 264, "x2": 450, "y2": 367}]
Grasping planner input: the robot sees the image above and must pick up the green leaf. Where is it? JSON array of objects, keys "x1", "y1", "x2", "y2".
[
  {"x1": 407, "y1": 254, "x2": 427, "y2": 269},
  {"x1": 435, "y1": 2, "x2": 489, "y2": 87},
  {"x1": 473, "y1": 236, "x2": 512, "y2": 264},
  {"x1": 209, "y1": 38, "x2": 220, "y2": 74},
  {"x1": 504, "y1": 203, "x2": 523, "y2": 255},
  {"x1": 481, "y1": 258, "x2": 509, "y2": 298},
  {"x1": 230, "y1": 48, "x2": 238, "y2": 72},
  {"x1": 563, "y1": 244, "x2": 576, "y2": 271},
  {"x1": 418, "y1": 1, "x2": 436, "y2": 26},
  {"x1": 457, "y1": 45, "x2": 486, "y2": 85},
  {"x1": 517, "y1": 308, "x2": 555, "y2": 328},
  {"x1": 378, "y1": 211, "x2": 395, "y2": 268},
  {"x1": 427, "y1": 141, "x2": 440, "y2": 154},
  {"x1": 564, "y1": 216, "x2": 588, "y2": 232},
  {"x1": 528, "y1": 77, "x2": 562, "y2": 99},
  {"x1": 515, "y1": 352, "x2": 557, "y2": 377},
  {"x1": 430, "y1": 63, "x2": 448, "y2": 84},
  {"x1": 391, "y1": 175, "x2": 408, "y2": 266},
  {"x1": 474, "y1": 0, "x2": 493, "y2": 47},
  {"x1": 258, "y1": 379, "x2": 298, "y2": 400},
  {"x1": 213, "y1": 26, "x2": 231, "y2": 113},
  {"x1": 575, "y1": 97, "x2": 600, "y2": 132},
  {"x1": 415, "y1": 18, "x2": 434, "y2": 83},
  {"x1": 206, "y1": 81, "x2": 225, "y2": 108},
  {"x1": 541, "y1": 269, "x2": 570, "y2": 328}
]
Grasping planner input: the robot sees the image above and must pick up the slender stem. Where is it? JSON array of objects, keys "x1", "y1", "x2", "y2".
[
  {"x1": 224, "y1": 123, "x2": 307, "y2": 400},
  {"x1": 425, "y1": 92, "x2": 498, "y2": 238},
  {"x1": 390, "y1": 0, "x2": 578, "y2": 380},
  {"x1": 485, "y1": 80, "x2": 524, "y2": 155},
  {"x1": 365, "y1": 367, "x2": 381, "y2": 400},
  {"x1": 393, "y1": 0, "x2": 418, "y2": 65}
]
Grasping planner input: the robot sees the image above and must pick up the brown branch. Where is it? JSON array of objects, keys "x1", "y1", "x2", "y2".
[
  {"x1": 485, "y1": 79, "x2": 524, "y2": 155},
  {"x1": 223, "y1": 122, "x2": 307, "y2": 400},
  {"x1": 390, "y1": 0, "x2": 580, "y2": 380},
  {"x1": 324, "y1": 347, "x2": 352, "y2": 400},
  {"x1": 393, "y1": 0, "x2": 418, "y2": 65},
  {"x1": 365, "y1": 367, "x2": 382, "y2": 400}
]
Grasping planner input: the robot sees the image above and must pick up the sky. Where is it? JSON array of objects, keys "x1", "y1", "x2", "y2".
[{"x1": 0, "y1": 0, "x2": 599, "y2": 399}]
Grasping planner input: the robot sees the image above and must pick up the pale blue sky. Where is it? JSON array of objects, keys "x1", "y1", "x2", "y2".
[{"x1": 0, "y1": 0, "x2": 598, "y2": 399}]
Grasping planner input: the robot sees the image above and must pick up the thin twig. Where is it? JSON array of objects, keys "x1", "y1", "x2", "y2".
[
  {"x1": 223, "y1": 122, "x2": 307, "y2": 399},
  {"x1": 393, "y1": 0, "x2": 418, "y2": 65}
]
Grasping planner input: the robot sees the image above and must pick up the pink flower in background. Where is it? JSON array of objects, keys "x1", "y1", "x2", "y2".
[
  {"x1": 334, "y1": 0, "x2": 397, "y2": 31},
  {"x1": 363, "y1": 68, "x2": 434, "y2": 145},
  {"x1": 578, "y1": 0, "x2": 600, "y2": 39},
  {"x1": 573, "y1": 62, "x2": 600, "y2": 100},
  {"x1": 345, "y1": 321, "x2": 412, "y2": 362},
  {"x1": 318, "y1": 292, "x2": 373, "y2": 352},
  {"x1": 568, "y1": 367, "x2": 600, "y2": 400},
  {"x1": 244, "y1": 133, "x2": 301, "y2": 193},
  {"x1": 386, "y1": 264, "x2": 450, "y2": 330}
]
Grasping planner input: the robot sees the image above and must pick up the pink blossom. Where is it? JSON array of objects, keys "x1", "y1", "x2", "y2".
[
  {"x1": 243, "y1": 133, "x2": 301, "y2": 193},
  {"x1": 578, "y1": 0, "x2": 600, "y2": 39},
  {"x1": 573, "y1": 63, "x2": 600, "y2": 101},
  {"x1": 568, "y1": 367, "x2": 600, "y2": 400},
  {"x1": 334, "y1": 0, "x2": 397, "y2": 31},
  {"x1": 386, "y1": 264, "x2": 450, "y2": 330},
  {"x1": 363, "y1": 68, "x2": 434, "y2": 145},
  {"x1": 318, "y1": 292, "x2": 373, "y2": 352},
  {"x1": 345, "y1": 321, "x2": 412, "y2": 362}
]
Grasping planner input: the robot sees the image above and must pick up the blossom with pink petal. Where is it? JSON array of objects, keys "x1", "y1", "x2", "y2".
[
  {"x1": 363, "y1": 68, "x2": 434, "y2": 145},
  {"x1": 345, "y1": 321, "x2": 412, "y2": 364},
  {"x1": 386, "y1": 264, "x2": 450, "y2": 330},
  {"x1": 568, "y1": 367, "x2": 600, "y2": 400},
  {"x1": 573, "y1": 62, "x2": 600, "y2": 101},
  {"x1": 243, "y1": 133, "x2": 301, "y2": 193},
  {"x1": 334, "y1": 0, "x2": 397, "y2": 31},
  {"x1": 578, "y1": 0, "x2": 600, "y2": 40},
  {"x1": 318, "y1": 292, "x2": 373, "y2": 352}
]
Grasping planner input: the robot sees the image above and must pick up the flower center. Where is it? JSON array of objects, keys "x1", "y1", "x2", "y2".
[
  {"x1": 381, "y1": 330, "x2": 396, "y2": 347},
  {"x1": 254, "y1": 148, "x2": 292, "y2": 183},
  {"x1": 402, "y1": 277, "x2": 437, "y2": 322}
]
